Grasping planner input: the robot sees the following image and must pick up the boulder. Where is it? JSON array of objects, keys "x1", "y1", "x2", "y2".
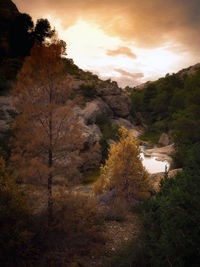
[
  {"x1": 81, "y1": 122, "x2": 102, "y2": 144},
  {"x1": 111, "y1": 118, "x2": 142, "y2": 137},
  {"x1": 96, "y1": 82, "x2": 121, "y2": 96},
  {"x1": 74, "y1": 98, "x2": 113, "y2": 124},
  {"x1": 103, "y1": 94, "x2": 130, "y2": 118},
  {"x1": 158, "y1": 133, "x2": 171, "y2": 146}
]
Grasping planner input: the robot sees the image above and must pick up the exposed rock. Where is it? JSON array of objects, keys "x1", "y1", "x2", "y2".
[
  {"x1": 150, "y1": 168, "x2": 183, "y2": 191},
  {"x1": 96, "y1": 82, "x2": 121, "y2": 96},
  {"x1": 102, "y1": 94, "x2": 130, "y2": 118},
  {"x1": 145, "y1": 144, "x2": 175, "y2": 155},
  {"x1": 158, "y1": 132, "x2": 171, "y2": 146},
  {"x1": 178, "y1": 63, "x2": 200, "y2": 79},
  {"x1": 81, "y1": 122, "x2": 102, "y2": 144},
  {"x1": 111, "y1": 118, "x2": 135, "y2": 130},
  {"x1": 168, "y1": 168, "x2": 183, "y2": 178},
  {"x1": 112, "y1": 118, "x2": 142, "y2": 137},
  {"x1": 77, "y1": 98, "x2": 113, "y2": 123}
]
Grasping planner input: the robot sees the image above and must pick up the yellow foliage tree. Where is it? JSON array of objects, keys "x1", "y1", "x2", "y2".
[{"x1": 94, "y1": 127, "x2": 150, "y2": 201}]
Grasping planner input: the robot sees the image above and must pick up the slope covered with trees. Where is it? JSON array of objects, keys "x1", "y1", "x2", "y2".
[{"x1": 130, "y1": 65, "x2": 200, "y2": 166}]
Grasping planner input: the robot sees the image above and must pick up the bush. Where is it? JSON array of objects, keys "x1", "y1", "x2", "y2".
[
  {"x1": 143, "y1": 147, "x2": 200, "y2": 266},
  {"x1": 80, "y1": 83, "x2": 97, "y2": 99},
  {"x1": 0, "y1": 157, "x2": 34, "y2": 266},
  {"x1": 104, "y1": 197, "x2": 129, "y2": 222},
  {"x1": 31, "y1": 192, "x2": 106, "y2": 266}
]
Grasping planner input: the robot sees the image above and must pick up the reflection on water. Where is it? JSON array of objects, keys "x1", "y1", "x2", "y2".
[{"x1": 140, "y1": 146, "x2": 170, "y2": 174}]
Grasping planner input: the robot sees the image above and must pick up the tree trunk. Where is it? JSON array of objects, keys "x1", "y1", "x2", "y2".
[
  {"x1": 48, "y1": 101, "x2": 53, "y2": 226},
  {"x1": 48, "y1": 148, "x2": 53, "y2": 226}
]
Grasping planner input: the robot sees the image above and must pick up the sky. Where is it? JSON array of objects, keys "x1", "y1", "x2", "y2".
[{"x1": 14, "y1": 0, "x2": 200, "y2": 87}]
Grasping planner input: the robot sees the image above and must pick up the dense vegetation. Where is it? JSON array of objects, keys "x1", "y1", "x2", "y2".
[
  {"x1": 130, "y1": 69, "x2": 200, "y2": 166},
  {"x1": 95, "y1": 113, "x2": 119, "y2": 162},
  {"x1": 143, "y1": 143, "x2": 200, "y2": 266},
  {"x1": 0, "y1": 12, "x2": 54, "y2": 93}
]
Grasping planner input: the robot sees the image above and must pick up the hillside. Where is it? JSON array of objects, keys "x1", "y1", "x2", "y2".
[{"x1": 130, "y1": 63, "x2": 200, "y2": 166}]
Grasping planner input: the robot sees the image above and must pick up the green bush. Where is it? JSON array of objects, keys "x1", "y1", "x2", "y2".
[
  {"x1": 143, "y1": 145, "x2": 200, "y2": 266},
  {"x1": 96, "y1": 114, "x2": 119, "y2": 162},
  {"x1": 80, "y1": 83, "x2": 97, "y2": 100}
]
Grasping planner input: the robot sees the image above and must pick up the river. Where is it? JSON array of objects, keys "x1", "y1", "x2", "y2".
[{"x1": 140, "y1": 146, "x2": 170, "y2": 174}]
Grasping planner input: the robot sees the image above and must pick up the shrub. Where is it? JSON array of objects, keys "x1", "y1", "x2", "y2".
[
  {"x1": 0, "y1": 157, "x2": 34, "y2": 266},
  {"x1": 143, "y1": 146, "x2": 200, "y2": 266},
  {"x1": 32, "y1": 192, "x2": 106, "y2": 266},
  {"x1": 80, "y1": 83, "x2": 97, "y2": 99},
  {"x1": 104, "y1": 197, "x2": 129, "y2": 222}
]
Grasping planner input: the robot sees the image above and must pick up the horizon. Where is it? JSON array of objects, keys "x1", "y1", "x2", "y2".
[{"x1": 14, "y1": 0, "x2": 200, "y2": 87}]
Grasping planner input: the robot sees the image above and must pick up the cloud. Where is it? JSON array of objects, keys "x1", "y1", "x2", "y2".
[
  {"x1": 114, "y1": 69, "x2": 144, "y2": 79},
  {"x1": 107, "y1": 46, "x2": 137, "y2": 58},
  {"x1": 14, "y1": 0, "x2": 200, "y2": 54}
]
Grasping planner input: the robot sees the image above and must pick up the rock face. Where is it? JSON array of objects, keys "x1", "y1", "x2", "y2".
[
  {"x1": 102, "y1": 94, "x2": 130, "y2": 118},
  {"x1": 145, "y1": 144, "x2": 174, "y2": 155},
  {"x1": 111, "y1": 118, "x2": 142, "y2": 137},
  {"x1": 158, "y1": 133, "x2": 171, "y2": 146},
  {"x1": 94, "y1": 80, "x2": 131, "y2": 118},
  {"x1": 75, "y1": 98, "x2": 113, "y2": 124}
]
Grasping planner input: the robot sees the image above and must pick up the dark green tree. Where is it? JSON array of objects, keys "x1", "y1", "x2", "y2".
[{"x1": 34, "y1": 18, "x2": 55, "y2": 43}]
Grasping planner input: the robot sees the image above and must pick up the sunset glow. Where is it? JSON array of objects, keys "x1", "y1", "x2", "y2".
[{"x1": 14, "y1": 0, "x2": 200, "y2": 87}]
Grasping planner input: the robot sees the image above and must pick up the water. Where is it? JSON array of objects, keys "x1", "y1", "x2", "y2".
[{"x1": 140, "y1": 146, "x2": 170, "y2": 174}]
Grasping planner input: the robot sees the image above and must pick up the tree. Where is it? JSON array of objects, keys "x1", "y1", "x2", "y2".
[
  {"x1": 34, "y1": 18, "x2": 55, "y2": 43},
  {"x1": 144, "y1": 147, "x2": 200, "y2": 266},
  {"x1": 94, "y1": 127, "x2": 150, "y2": 202},
  {"x1": 11, "y1": 41, "x2": 84, "y2": 224}
]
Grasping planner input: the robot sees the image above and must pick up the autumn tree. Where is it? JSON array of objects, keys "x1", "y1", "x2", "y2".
[
  {"x1": 94, "y1": 127, "x2": 150, "y2": 202},
  {"x1": 11, "y1": 41, "x2": 84, "y2": 224}
]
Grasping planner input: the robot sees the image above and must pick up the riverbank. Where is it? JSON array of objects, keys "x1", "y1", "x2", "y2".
[{"x1": 143, "y1": 144, "x2": 174, "y2": 165}]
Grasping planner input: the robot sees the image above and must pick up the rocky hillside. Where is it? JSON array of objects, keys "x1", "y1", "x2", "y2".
[{"x1": 0, "y1": 56, "x2": 141, "y2": 171}]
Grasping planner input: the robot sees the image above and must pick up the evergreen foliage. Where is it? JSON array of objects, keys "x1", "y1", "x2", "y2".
[
  {"x1": 130, "y1": 69, "x2": 200, "y2": 165},
  {"x1": 143, "y1": 144, "x2": 200, "y2": 266}
]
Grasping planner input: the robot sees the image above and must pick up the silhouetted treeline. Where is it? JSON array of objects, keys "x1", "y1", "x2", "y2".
[{"x1": 0, "y1": 12, "x2": 54, "y2": 93}]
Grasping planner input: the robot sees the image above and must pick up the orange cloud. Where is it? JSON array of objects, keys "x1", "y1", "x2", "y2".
[
  {"x1": 107, "y1": 46, "x2": 136, "y2": 58},
  {"x1": 14, "y1": 0, "x2": 200, "y2": 54},
  {"x1": 115, "y1": 69, "x2": 143, "y2": 79}
]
